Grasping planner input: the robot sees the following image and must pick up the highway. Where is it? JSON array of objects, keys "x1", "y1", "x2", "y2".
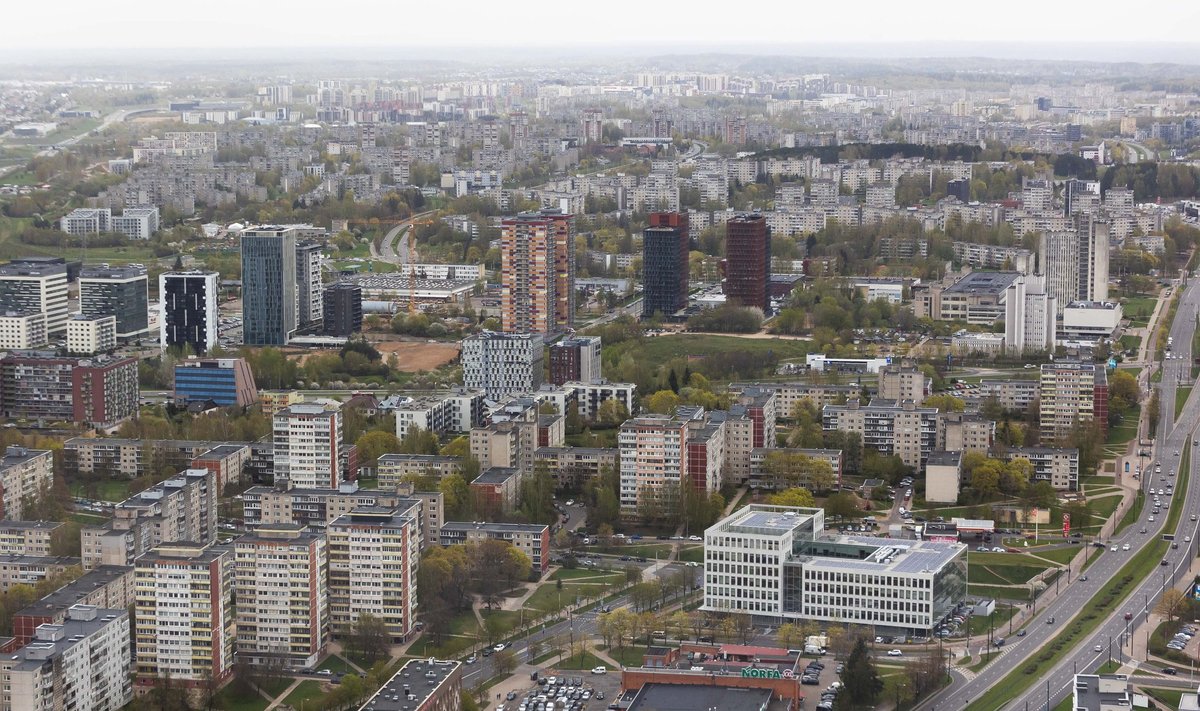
[
  {"x1": 372, "y1": 211, "x2": 435, "y2": 265},
  {"x1": 933, "y1": 271, "x2": 1200, "y2": 710}
]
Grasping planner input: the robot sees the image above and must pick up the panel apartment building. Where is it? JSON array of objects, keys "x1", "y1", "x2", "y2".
[
  {"x1": 327, "y1": 506, "x2": 421, "y2": 643},
  {"x1": 500, "y1": 210, "x2": 574, "y2": 335},
  {"x1": 0, "y1": 446, "x2": 55, "y2": 521},
  {"x1": 1038, "y1": 362, "x2": 1108, "y2": 443},
  {"x1": 821, "y1": 399, "x2": 938, "y2": 470}
]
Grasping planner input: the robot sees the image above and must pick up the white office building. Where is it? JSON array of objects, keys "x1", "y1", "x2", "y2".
[
  {"x1": 67, "y1": 313, "x2": 118, "y2": 355},
  {"x1": 0, "y1": 310, "x2": 47, "y2": 350},
  {"x1": 109, "y1": 207, "x2": 160, "y2": 240},
  {"x1": 703, "y1": 505, "x2": 967, "y2": 634},
  {"x1": 59, "y1": 208, "x2": 112, "y2": 235},
  {"x1": 461, "y1": 331, "x2": 544, "y2": 398},
  {"x1": 0, "y1": 263, "x2": 69, "y2": 336},
  {"x1": 0, "y1": 605, "x2": 132, "y2": 711}
]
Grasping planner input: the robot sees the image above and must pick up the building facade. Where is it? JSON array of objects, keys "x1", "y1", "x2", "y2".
[
  {"x1": 724, "y1": 213, "x2": 771, "y2": 314},
  {"x1": 321, "y1": 281, "x2": 362, "y2": 336},
  {"x1": 642, "y1": 211, "x2": 690, "y2": 319},
  {"x1": 79, "y1": 265, "x2": 150, "y2": 340},
  {"x1": 273, "y1": 401, "x2": 343, "y2": 490},
  {"x1": 548, "y1": 336, "x2": 601, "y2": 386},
  {"x1": 499, "y1": 210, "x2": 575, "y2": 335},
  {"x1": 439, "y1": 521, "x2": 550, "y2": 574},
  {"x1": 173, "y1": 357, "x2": 259, "y2": 408},
  {"x1": 0, "y1": 447, "x2": 54, "y2": 521},
  {"x1": 0, "y1": 264, "x2": 68, "y2": 336},
  {"x1": 0, "y1": 311, "x2": 47, "y2": 350},
  {"x1": 461, "y1": 331, "x2": 543, "y2": 398},
  {"x1": 1039, "y1": 362, "x2": 1108, "y2": 443},
  {"x1": 159, "y1": 270, "x2": 220, "y2": 354},
  {"x1": 66, "y1": 313, "x2": 117, "y2": 355},
  {"x1": 327, "y1": 506, "x2": 420, "y2": 643},
  {"x1": 241, "y1": 226, "x2": 298, "y2": 345}
]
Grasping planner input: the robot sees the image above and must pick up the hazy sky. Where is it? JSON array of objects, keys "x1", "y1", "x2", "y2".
[{"x1": 11, "y1": 0, "x2": 1200, "y2": 55}]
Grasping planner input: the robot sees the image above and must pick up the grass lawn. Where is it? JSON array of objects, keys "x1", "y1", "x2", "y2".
[
  {"x1": 1145, "y1": 688, "x2": 1184, "y2": 708},
  {"x1": 282, "y1": 680, "x2": 325, "y2": 709},
  {"x1": 1086, "y1": 494, "x2": 1122, "y2": 522},
  {"x1": 1105, "y1": 407, "x2": 1140, "y2": 447},
  {"x1": 1117, "y1": 334, "x2": 1142, "y2": 353},
  {"x1": 967, "y1": 605, "x2": 1017, "y2": 635},
  {"x1": 1178, "y1": 387, "x2": 1194, "y2": 420},
  {"x1": 1120, "y1": 295, "x2": 1157, "y2": 325},
  {"x1": 69, "y1": 479, "x2": 131, "y2": 502},
  {"x1": 316, "y1": 655, "x2": 357, "y2": 674},
  {"x1": 599, "y1": 645, "x2": 648, "y2": 666},
  {"x1": 966, "y1": 584, "x2": 1029, "y2": 601},
  {"x1": 1114, "y1": 491, "x2": 1144, "y2": 535},
  {"x1": 601, "y1": 334, "x2": 812, "y2": 384},
  {"x1": 554, "y1": 651, "x2": 610, "y2": 671},
  {"x1": 678, "y1": 546, "x2": 704, "y2": 563},
  {"x1": 589, "y1": 543, "x2": 673, "y2": 558},
  {"x1": 211, "y1": 682, "x2": 270, "y2": 711},
  {"x1": 552, "y1": 568, "x2": 621, "y2": 581},
  {"x1": 70, "y1": 512, "x2": 109, "y2": 524},
  {"x1": 480, "y1": 609, "x2": 522, "y2": 636},
  {"x1": 1027, "y1": 546, "x2": 1081, "y2": 566}
]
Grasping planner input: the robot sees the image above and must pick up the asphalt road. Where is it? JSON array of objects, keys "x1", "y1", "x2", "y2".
[{"x1": 932, "y1": 271, "x2": 1200, "y2": 710}]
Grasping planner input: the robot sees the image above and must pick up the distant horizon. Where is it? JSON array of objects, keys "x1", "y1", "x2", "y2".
[{"x1": 4, "y1": 41, "x2": 1200, "y2": 69}]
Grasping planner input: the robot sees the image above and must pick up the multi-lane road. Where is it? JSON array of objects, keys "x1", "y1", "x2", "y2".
[{"x1": 934, "y1": 271, "x2": 1200, "y2": 710}]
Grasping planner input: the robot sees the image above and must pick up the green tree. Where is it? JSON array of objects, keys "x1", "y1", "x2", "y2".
[
  {"x1": 824, "y1": 492, "x2": 860, "y2": 519},
  {"x1": 345, "y1": 612, "x2": 390, "y2": 666},
  {"x1": 400, "y1": 426, "x2": 440, "y2": 454},
  {"x1": 356, "y1": 430, "x2": 400, "y2": 469},
  {"x1": 766, "y1": 487, "x2": 816, "y2": 508},
  {"x1": 440, "y1": 473, "x2": 472, "y2": 519},
  {"x1": 643, "y1": 390, "x2": 681, "y2": 414},
  {"x1": 923, "y1": 394, "x2": 965, "y2": 412},
  {"x1": 762, "y1": 451, "x2": 836, "y2": 491},
  {"x1": 841, "y1": 638, "x2": 883, "y2": 708}
]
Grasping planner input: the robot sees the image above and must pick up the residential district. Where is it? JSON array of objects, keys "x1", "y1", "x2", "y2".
[{"x1": 0, "y1": 53, "x2": 1199, "y2": 711}]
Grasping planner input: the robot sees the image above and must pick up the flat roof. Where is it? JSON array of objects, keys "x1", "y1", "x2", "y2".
[
  {"x1": 16, "y1": 566, "x2": 132, "y2": 619},
  {"x1": 627, "y1": 683, "x2": 773, "y2": 711},
  {"x1": 926, "y1": 451, "x2": 962, "y2": 467},
  {"x1": 802, "y1": 536, "x2": 964, "y2": 575},
  {"x1": 944, "y1": 271, "x2": 1019, "y2": 295},
  {"x1": 362, "y1": 658, "x2": 460, "y2": 711},
  {"x1": 724, "y1": 507, "x2": 818, "y2": 537},
  {"x1": 441, "y1": 521, "x2": 547, "y2": 533}
]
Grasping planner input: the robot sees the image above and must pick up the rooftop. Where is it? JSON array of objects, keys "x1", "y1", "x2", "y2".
[
  {"x1": 926, "y1": 451, "x2": 963, "y2": 467},
  {"x1": 721, "y1": 506, "x2": 820, "y2": 538},
  {"x1": 79, "y1": 264, "x2": 147, "y2": 280},
  {"x1": 9, "y1": 607, "x2": 127, "y2": 673},
  {"x1": 943, "y1": 271, "x2": 1020, "y2": 296},
  {"x1": 361, "y1": 658, "x2": 460, "y2": 711},
  {"x1": 441, "y1": 521, "x2": 548, "y2": 534},
  {"x1": 627, "y1": 683, "x2": 773, "y2": 711},
  {"x1": 15, "y1": 566, "x2": 132, "y2": 621}
]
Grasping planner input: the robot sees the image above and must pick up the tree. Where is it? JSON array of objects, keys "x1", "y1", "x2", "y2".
[
  {"x1": 923, "y1": 394, "x2": 965, "y2": 412},
  {"x1": 762, "y1": 451, "x2": 836, "y2": 491},
  {"x1": 841, "y1": 638, "x2": 883, "y2": 707},
  {"x1": 492, "y1": 647, "x2": 518, "y2": 676},
  {"x1": 777, "y1": 622, "x2": 805, "y2": 650},
  {"x1": 767, "y1": 487, "x2": 816, "y2": 508},
  {"x1": 1156, "y1": 589, "x2": 1190, "y2": 622},
  {"x1": 595, "y1": 399, "x2": 630, "y2": 426},
  {"x1": 824, "y1": 492, "x2": 861, "y2": 519},
  {"x1": 440, "y1": 473, "x2": 472, "y2": 519},
  {"x1": 399, "y1": 425, "x2": 440, "y2": 455},
  {"x1": 643, "y1": 390, "x2": 681, "y2": 414},
  {"x1": 356, "y1": 430, "x2": 400, "y2": 469},
  {"x1": 346, "y1": 612, "x2": 390, "y2": 666}
]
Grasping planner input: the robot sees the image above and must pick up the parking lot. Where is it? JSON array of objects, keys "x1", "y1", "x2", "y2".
[{"x1": 495, "y1": 672, "x2": 619, "y2": 711}]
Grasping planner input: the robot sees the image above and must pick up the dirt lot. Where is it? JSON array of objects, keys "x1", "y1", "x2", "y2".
[{"x1": 374, "y1": 340, "x2": 460, "y2": 372}]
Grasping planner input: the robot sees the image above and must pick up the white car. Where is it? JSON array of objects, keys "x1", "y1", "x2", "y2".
[
  {"x1": 494, "y1": 643, "x2": 507, "y2": 652},
  {"x1": 591, "y1": 667, "x2": 608, "y2": 675},
  {"x1": 689, "y1": 536, "x2": 702, "y2": 541},
  {"x1": 1122, "y1": 544, "x2": 1131, "y2": 551},
  {"x1": 887, "y1": 649, "x2": 903, "y2": 657},
  {"x1": 1187, "y1": 536, "x2": 1193, "y2": 542}
]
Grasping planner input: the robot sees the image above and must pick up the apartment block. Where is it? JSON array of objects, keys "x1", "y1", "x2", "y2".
[
  {"x1": 724, "y1": 213, "x2": 771, "y2": 314},
  {"x1": 234, "y1": 524, "x2": 328, "y2": 669},
  {"x1": 731, "y1": 382, "x2": 861, "y2": 415},
  {"x1": 877, "y1": 364, "x2": 930, "y2": 404},
  {"x1": 549, "y1": 336, "x2": 601, "y2": 386},
  {"x1": 79, "y1": 265, "x2": 150, "y2": 340},
  {"x1": 134, "y1": 543, "x2": 234, "y2": 688},
  {"x1": 0, "y1": 447, "x2": 54, "y2": 521},
  {"x1": 618, "y1": 413, "x2": 692, "y2": 518},
  {"x1": 321, "y1": 281, "x2": 362, "y2": 337},
  {"x1": 439, "y1": 521, "x2": 549, "y2": 574},
  {"x1": 936, "y1": 412, "x2": 995, "y2": 453},
  {"x1": 534, "y1": 446, "x2": 617, "y2": 490},
  {"x1": 0, "y1": 605, "x2": 132, "y2": 711},
  {"x1": 174, "y1": 357, "x2": 259, "y2": 408},
  {"x1": 64, "y1": 437, "x2": 222, "y2": 479},
  {"x1": 393, "y1": 388, "x2": 485, "y2": 439},
  {"x1": 748, "y1": 448, "x2": 844, "y2": 490},
  {"x1": 81, "y1": 468, "x2": 217, "y2": 569},
  {"x1": 702, "y1": 505, "x2": 966, "y2": 633},
  {"x1": 376, "y1": 454, "x2": 461, "y2": 490},
  {"x1": 0, "y1": 310, "x2": 47, "y2": 350},
  {"x1": 241, "y1": 483, "x2": 413, "y2": 531},
  {"x1": 12, "y1": 565, "x2": 134, "y2": 647},
  {"x1": 0, "y1": 521, "x2": 63, "y2": 557},
  {"x1": 564, "y1": 380, "x2": 636, "y2": 420},
  {"x1": 1001, "y1": 447, "x2": 1080, "y2": 491},
  {"x1": 190, "y1": 443, "x2": 252, "y2": 493},
  {"x1": 461, "y1": 331, "x2": 543, "y2": 398},
  {"x1": 500, "y1": 210, "x2": 574, "y2": 335},
  {"x1": 327, "y1": 506, "x2": 421, "y2": 643},
  {"x1": 1039, "y1": 362, "x2": 1108, "y2": 443},
  {"x1": 295, "y1": 241, "x2": 324, "y2": 331},
  {"x1": 642, "y1": 211, "x2": 690, "y2": 319},
  {"x1": 274, "y1": 401, "x2": 343, "y2": 489},
  {"x1": 58, "y1": 208, "x2": 112, "y2": 235},
  {"x1": 822, "y1": 399, "x2": 938, "y2": 470},
  {"x1": 979, "y1": 379, "x2": 1040, "y2": 412},
  {"x1": 110, "y1": 207, "x2": 160, "y2": 239},
  {"x1": 159, "y1": 270, "x2": 220, "y2": 354},
  {"x1": 0, "y1": 556, "x2": 80, "y2": 592},
  {"x1": 0, "y1": 353, "x2": 138, "y2": 427},
  {"x1": 66, "y1": 313, "x2": 117, "y2": 355},
  {"x1": 0, "y1": 263, "x2": 68, "y2": 335}
]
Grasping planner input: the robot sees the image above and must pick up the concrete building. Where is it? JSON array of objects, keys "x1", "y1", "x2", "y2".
[
  {"x1": 940, "y1": 271, "x2": 1020, "y2": 325},
  {"x1": 925, "y1": 451, "x2": 963, "y2": 503},
  {"x1": 1038, "y1": 222, "x2": 1109, "y2": 313},
  {"x1": 109, "y1": 207, "x2": 160, "y2": 240},
  {"x1": 1039, "y1": 362, "x2": 1108, "y2": 443},
  {"x1": 822, "y1": 399, "x2": 938, "y2": 470},
  {"x1": 0, "y1": 556, "x2": 80, "y2": 592},
  {"x1": 804, "y1": 355, "x2": 890, "y2": 374},
  {"x1": 191, "y1": 443, "x2": 252, "y2": 493},
  {"x1": 877, "y1": 364, "x2": 930, "y2": 404},
  {"x1": 461, "y1": 331, "x2": 543, "y2": 398},
  {"x1": 549, "y1": 336, "x2": 601, "y2": 386},
  {"x1": 322, "y1": 281, "x2": 362, "y2": 337},
  {"x1": 470, "y1": 467, "x2": 521, "y2": 515},
  {"x1": 0, "y1": 311, "x2": 47, "y2": 350},
  {"x1": 703, "y1": 505, "x2": 966, "y2": 633},
  {"x1": 394, "y1": 388, "x2": 485, "y2": 439},
  {"x1": 499, "y1": 210, "x2": 575, "y2": 336},
  {"x1": 58, "y1": 208, "x2": 112, "y2": 235},
  {"x1": 1059, "y1": 301, "x2": 1123, "y2": 344},
  {"x1": 642, "y1": 212, "x2": 690, "y2": 319},
  {"x1": 0, "y1": 447, "x2": 54, "y2": 522},
  {"x1": 159, "y1": 270, "x2": 219, "y2": 354},
  {"x1": 0, "y1": 521, "x2": 63, "y2": 557},
  {"x1": 748, "y1": 448, "x2": 843, "y2": 490},
  {"x1": 241, "y1": 226, "x2": 298, "y2": 345},
  {"x1": 979, "y1": 379, "x2": 1040, "y2": 413},
  {"x1": 565, "y1": 380, "x2": 637, "y2": 421},
  {"x1": 439, "y1": 521, "x2": 550, "y2": 574},
  {"x1": 295, "y1": 241, "x2": 324, "y2": 332},
  {"x1": 376, "y1": 454, "x2": 461, "y2": 490},
  {"x1": 134, "y1": 543, "x2": 234, "y2": 688},
  {"x1": 1001, "y1": 447, "x2": 1080, "y2": 491},
  {"x1": 66, "y1": 313, "x2": 117, "y2": 355},
  {"x1": 11, "y1": 566, "x2": 135, "y2": 647},
  {"x1": 79, "y1": 264, "x2": 150, "y2": 340},
  {"x1": 173, "y1": 357, "x2": 258, "y2": 408},
  {"x1": 720, "y1": 387, "x2": 778, "y2": 486},
  {"x1": 327, "y1": 505, "x2": 421, "y2": 643},
  {"x1": 234, "y1": 524, "x2": 328, "y2": 670},
  {"x1": 0, "y1": 263, "x2": 68, "y2": 336},
  {"x1": 359, "y1": 659, "x2": 462, "y2": 711},
  {"x1": 0, "y1": 605, "x2": 132, "y2": 711},
  {"x1": 1071, "y1": 674, "x2": 1132, "y2": 711},
  {"x1": 274, "y1": 401, "x2": 344, "y2": 490},
  {"x1": 64, "y1": 437, "x2": 222, "y2": 480},
  {"x1": 534, "y1": 446, "x2": 618, "y2": 490},
  {"x1": 1004, "y1": 273, "x2": 1057, "y2": 354},
  {"x1": 724, "y1": 213, "x2": 771, "y2": 315},
  {"x1": 731, "y1": 382, "x2": 861, "y2": 413},
  {"x1": 0, "y1": 353, "x2": 138, "y2": 427},
  {"x1": 618, "y1": 414, "x2": 692, "y2": 518},
  {"x1": 241, "y1": 483, "x2": 422, "y2": 531},
  {"x1": 937, "y1": 412, "x2": 994, "y2": 453},
  {"x1": 81, "y1": 468, "x2": 217, "y2": 569}
]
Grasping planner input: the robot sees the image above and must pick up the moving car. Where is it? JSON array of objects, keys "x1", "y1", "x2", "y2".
[
  {"x1": 590, "y1": 667, "x2": 607, "y2": 675},
  {"x1": 887, "y1": 649, "x2": 903, "y2": 657}
]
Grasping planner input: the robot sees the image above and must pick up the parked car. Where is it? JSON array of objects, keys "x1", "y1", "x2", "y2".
[
  {"x1": 887, "y1": 649, "x2": 903, "y2": 657},
  {"x1": 590, "y1": 667, "x2": 607, "y2": 675}
]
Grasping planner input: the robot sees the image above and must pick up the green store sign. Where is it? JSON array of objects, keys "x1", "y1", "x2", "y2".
[{"x1": 741, "y1": 668, "x2": 782, "y2": 679}]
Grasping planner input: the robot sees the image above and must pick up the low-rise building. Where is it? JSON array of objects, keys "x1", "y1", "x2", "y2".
[
  {"x1": 979, "y1": 379, "x2": 1039, "y2": 412},
  {"x1": 534, "y1": 447, "x2": 617, "y2": 490},
  {"x1": 1000, "y1": 447, "x2": 1080, "y2": 491},
  {"x1": 748, "y1": 448, "x2": 843, "y2": 490},
  {"x1": 0, "y1": 555, "x2": 80, "y2": 592},
  {"x1": 173, "y1": 357, "x2": 259, "y2": 408},
  {"x1": 822, "y1": 399, "x2": 937, "y2": 470},
  {"x1": 470, "y1": 467, "x2": 521, "y2": 515},
  {"x1": 1071, "y1": 674, "x2": 1132, "y2": 711},
  {"x1": 11, "y1": 565, "x2": 134, "y2": 647},
  {"x1": 0, "y1": 310, "x2": 47, "y2": 350},
  {"x1": 702, "y1": 505, "x2": 966, "y2": 634},
  {"x1": 1059, "y1": 301, "x2": 1123, "y2": 344},
  {"x1": 393, "y1": 388, "x2": 485, "y2": 439},
  {"x1": 937, "y1": 412, "x2": 995, "y2": 453},
  {"x1": 376, "y1": 454, "x2": 461, "y2": 490},
  {"x1": 439, "y1": 521, "x2": 549, "y2": 574},
  {"x1": 564, "y1": 380, "x2": 637, "y2": 420}
]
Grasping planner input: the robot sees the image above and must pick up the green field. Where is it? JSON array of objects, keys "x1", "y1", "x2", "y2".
[
  {"x1": 281, "y1": 680, "x2": 325, "y2": 709},
  {"x1": 1026, "y1": 546, "x2": 1082, "y2": 566},
  {"x1": 210, "y1": 683, "x2": 270, "y2": 711},
  {"x1": 1177, "y1": 387, "x2": 1193, "y2": 419},
  {"x1": 1105, "y1": 406, "x2": 1141, "y2": 447},
  {"x1": 1120, "y1": 295, "x2": 1157, "y2": 325},
  {"x1": 69, "y1": 479, "x2": 132, "y2": 502},
  {"x1": 554, "y1": 651, "x2": 610, "y2": 671},
  {"x1": 606, "y1": 334, "x2": 812, "y2": 382}
]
